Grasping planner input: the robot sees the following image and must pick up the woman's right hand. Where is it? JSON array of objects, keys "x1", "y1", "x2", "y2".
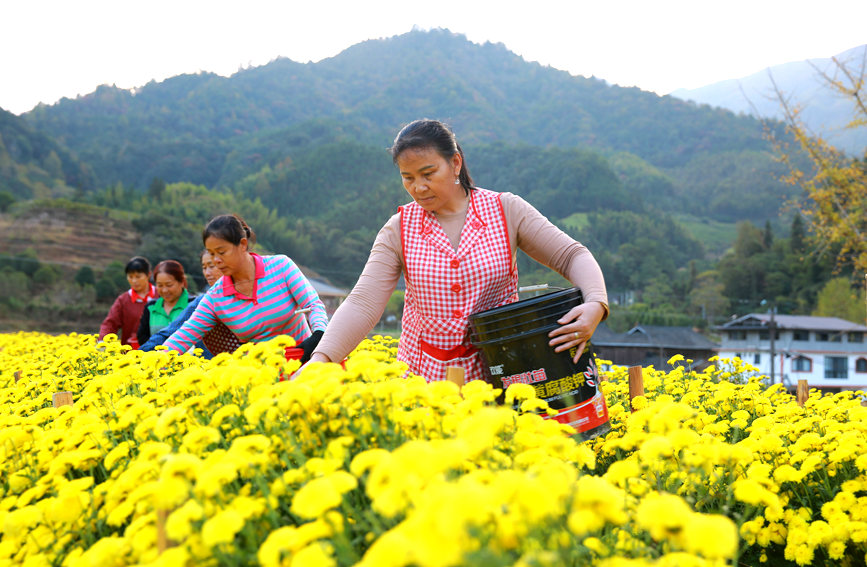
[{"x1": 291, "y1": 352, "x2": 331, "y2": 380}]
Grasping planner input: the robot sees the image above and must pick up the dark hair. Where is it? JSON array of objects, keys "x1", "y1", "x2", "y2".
[
  {"x1": 390, "y1": 119, "x2": 474, "y2": 194},
  {"x1": 153, "y1": 259, "x2": 187, "y2": 288},
  {"x1": 202, "y1": 214, "x2": 256, "y2": 247},
  {"x1": 125, "y1": 256, "x2": 151, "y2": 275}
]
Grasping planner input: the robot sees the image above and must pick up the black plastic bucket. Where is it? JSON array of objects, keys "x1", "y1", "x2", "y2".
[{"x1": 469, "y1": 287, "x2": 610, "y2": 441}]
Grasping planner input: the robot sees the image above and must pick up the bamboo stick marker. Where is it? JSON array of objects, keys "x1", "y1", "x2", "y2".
[
  {"x1": 628, "y1": 366, "x2": 644, "y2": 412},
  {"x1": 797, "y1": 380, "x2": 809, "y2": 407},
  {"x1": 14, "y1": 370, "x2": 22, "y2": 382},
  {"x1": 52, "y1": 391, "x2": 73, "y2": 408},
  {"x1": 445, "y1": 366, "x2": 466, "y2": 388},
  {"x1": 156, "y1": 509, "x2": 173, "y2": 553}
]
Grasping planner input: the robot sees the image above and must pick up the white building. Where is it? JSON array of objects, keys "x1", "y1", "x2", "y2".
[{"x1": 716, "y1": 314, "x2": 867, "y2": 391}]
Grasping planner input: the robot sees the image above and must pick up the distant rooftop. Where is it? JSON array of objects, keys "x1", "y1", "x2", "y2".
[
  {"x1": 307, "y1": 277, "x2": 348, "y2": 298},
  {"x1": 718, "y1": 313, "x2": 867, "y2": 332},
  {"x1": 593, "y1": 323, "x2": 717, "y2": 349}
]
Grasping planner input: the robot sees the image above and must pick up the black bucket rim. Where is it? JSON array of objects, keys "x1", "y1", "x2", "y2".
[
  {"x1": 469, "y1": 287, "x2": 583, "y2": 344},
  {"x1": 470, "y1": 287, "x2": 582, "y2": 323}
]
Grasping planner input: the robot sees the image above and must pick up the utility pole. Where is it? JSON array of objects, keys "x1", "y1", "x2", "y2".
[{"x1": 769, "y1": 306, "x2": 776, "y2": 385}]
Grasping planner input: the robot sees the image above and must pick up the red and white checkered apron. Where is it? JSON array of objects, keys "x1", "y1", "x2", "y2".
[{"x1": 398, "y1": 188, "x2": 518, "y2": 383}]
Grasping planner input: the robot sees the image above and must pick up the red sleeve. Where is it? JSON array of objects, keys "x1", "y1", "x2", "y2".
[{"x1": 99, "y1": 294, "x2": 125, "y2": 340}]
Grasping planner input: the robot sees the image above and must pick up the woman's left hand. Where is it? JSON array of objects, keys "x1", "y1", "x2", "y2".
[{"x1": 548, "y1": 301, "x2": 606, "y2": 363}]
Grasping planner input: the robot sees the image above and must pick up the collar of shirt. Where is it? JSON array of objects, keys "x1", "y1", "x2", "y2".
[
  {"x1": 154, "y1": 288, "x2": 190, "y2": 315},
  {"x1": 129, "y1": 283, "x2": 157, "y2": 303},
  {"x1": 220, "y1": 253, "x2": 265, "y2": 303}
]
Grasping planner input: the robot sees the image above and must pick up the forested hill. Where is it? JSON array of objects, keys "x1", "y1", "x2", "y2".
[
  {"x1": 0, "y1": 108, "x2": 95, "y2": 202},
  {"x1": 21, "y1": 29, "x2": 797, "y2": 223}
]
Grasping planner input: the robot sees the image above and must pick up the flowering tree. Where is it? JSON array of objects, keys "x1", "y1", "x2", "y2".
[{"x1": 773, "y1": 49, "x2": 867, "y2": 275}]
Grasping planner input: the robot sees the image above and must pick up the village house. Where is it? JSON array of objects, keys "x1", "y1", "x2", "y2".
[
  {"x1": 716, "y1": 313, "x2": 867, "y2": 391},
  {"x1": 592, "y1": 323, "x2": 718, "y2": 370}
]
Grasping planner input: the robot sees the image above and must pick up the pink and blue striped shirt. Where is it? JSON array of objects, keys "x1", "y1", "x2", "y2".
[{"x1": 163, "y1": 253, "x2": 328, "y2": 353}]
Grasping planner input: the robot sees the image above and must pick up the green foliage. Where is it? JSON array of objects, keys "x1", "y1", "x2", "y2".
[
  {"x1": 0, "y1": 190, "x2": 15, "y2": 212},
  {"x1": 715, "y1": 219, "x2": 840, "y2": 315},
  {"x1": 604, "y1": 151, "x2": 678, "y2": 208},
  {"x1": 1, "y1": 248, "x2": 41, "y2": 277},
  {"x1": 812, "y1": 277, "x2": 866, "y2": 324},
  {"x1": 232, "y1": 140, "x2": 401, "y2": 229},
  {"x1": 32, "y1": 264, "x2": 60, "y2": 289},
  {"x1": 380, "y1": 290, "x2": 405, "y2": 327},
  {"x1": 103, "y1": 261, "x2": 128, "y2": 294},
  {"x1": 0, "y1": 107, "x2": 94, "y2": 199},
  {"x1": 667, "y1": 149, "x2": 796, "y2": 222},
  {"x1": 605, "y1": 304, "x2": 704, "y2": 333},
  {"x1": 147, "y1": 177, "x2": 166, "y2": 201},
  {"x1": 75, "y1": 266, "x2": 96, "y2": 287},
  {"x1": 577, "y1": 211, "x2": 705, "y2": 292},
  {"x1": 468, "y1": 143, "x2": 638, "y2": 216},
  {"x1": 0, "y1": 268, "x2": 29, "y2": 305},
  {"x1": 687, "y1": 270, "x2": 731, "y2": 324},
  {"x1": 95, "y1": 278, "x2": 118, "y2": 302},
  {"x1": 672, "y1": 214, "x2": 739, "y2": 257}
]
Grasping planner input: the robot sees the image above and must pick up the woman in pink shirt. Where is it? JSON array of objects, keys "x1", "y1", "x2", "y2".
[
  {"x1": 306, "y1": 119, "x2": 608, "y2": 383},
  {"x1": 162, "y1": 214, "x2": 328, "y2": 360}
]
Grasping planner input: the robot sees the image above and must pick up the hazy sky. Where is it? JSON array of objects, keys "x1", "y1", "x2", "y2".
[{"x1": 3, "y1": 0, "x2": 865, "y2": 115}]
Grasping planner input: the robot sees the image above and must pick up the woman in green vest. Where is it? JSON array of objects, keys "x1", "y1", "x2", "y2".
[{"x1": 137, "y1": 259, "x2": 193, "y2": 345}]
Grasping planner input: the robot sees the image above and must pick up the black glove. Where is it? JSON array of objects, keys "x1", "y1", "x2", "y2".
[{"x1": 299, "y1": 330, "x2": 324, "y2": 363}]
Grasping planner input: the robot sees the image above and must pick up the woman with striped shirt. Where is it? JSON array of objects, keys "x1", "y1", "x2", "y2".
[{"x1": 162, "y1": 214, "x2": 328, "y2": 360}]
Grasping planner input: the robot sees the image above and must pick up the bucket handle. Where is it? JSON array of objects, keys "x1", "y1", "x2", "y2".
[{"x1": 517, "y1": 284, "x2": 567, "y2": 294}]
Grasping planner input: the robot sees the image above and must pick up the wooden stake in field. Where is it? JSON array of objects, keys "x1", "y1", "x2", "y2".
[
  {"x1": 52, "y1": 391, "x2": 73, "y2": 408},
  {"x1": 628, "y1": 365, "x2": 645, "y2": 412},
  {"x1": 445, "y1": 366, "x2": 466, "y2": 389},
  {"x1": 156, "y1": 509, "x2": 175, "y2": 553},
  {"x1": 797, "y1": 380, "x2": 809, "y2": 407}
]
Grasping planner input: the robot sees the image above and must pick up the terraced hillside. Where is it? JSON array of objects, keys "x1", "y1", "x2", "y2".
[{"x1": 0, "y1": 203, "x2": 139, "y2": 270}]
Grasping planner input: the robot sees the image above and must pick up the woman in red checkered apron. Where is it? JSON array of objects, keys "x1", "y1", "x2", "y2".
[{"x1": 304, "y1": 119, "x2": 608, "y2": 383}]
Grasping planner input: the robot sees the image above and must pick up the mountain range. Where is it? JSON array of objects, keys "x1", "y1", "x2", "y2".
[
  {"x1": 1, "y1": 28, "x2": 852, "y2": 323},
  {"x1": 672, "y1": 44, "x2": 867, "y2": 155},
  {"x1": 4, "y1": 29, "x2": 801, "y2": 226}
]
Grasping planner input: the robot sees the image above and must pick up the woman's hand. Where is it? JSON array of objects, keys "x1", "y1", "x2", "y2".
[
  {"x1": 290, "y1": 351, "x2": 331, "y2": 380},
  {"x1": 299, "y1": 330, "x2": 324, "y2": 363},
  {"x1": 547, "y1": 301, "x2": 606, "y2": 363}
]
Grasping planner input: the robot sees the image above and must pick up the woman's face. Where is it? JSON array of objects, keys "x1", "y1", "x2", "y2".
[
  {"x1": 126, "y1": 271, "x2": 150, "y2": 295},
  {"x1": 155, "y1": 271, "x2": 184, "y2": 304},
  {"x1": 201, "y1": 252, "x2": 221, "y2": 287},
  {"x1": 397, "y1": 147, "x2": 465, "y2": 214},
  {"x1": 205, "y1": 235, "x2": 248, "y2": 277}
]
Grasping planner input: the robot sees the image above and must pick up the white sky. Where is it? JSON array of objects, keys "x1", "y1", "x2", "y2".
[{"x1": 2, "y1": 0, "x2": 866, "y2": 115}]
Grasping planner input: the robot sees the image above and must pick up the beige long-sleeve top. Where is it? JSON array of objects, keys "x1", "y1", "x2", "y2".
[{"x1": 313, "y1": 190, "x2": 608, "y2": 362}]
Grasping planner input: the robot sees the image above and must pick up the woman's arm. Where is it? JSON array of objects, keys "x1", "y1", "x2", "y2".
[
  {"x1": 280, "y1": 256, "x2": 329, "y2": 333},
  {"x1": 141, "y1": 295, "x2": 202, "y2": 351},
  {"x1": 98, "y1": 294, "x2": 124, "y2": 340},
  {"x1": 505, "y1": 193, "x2": 608, "y2": 361},
  {"x1": 137, "y1": 303, "x2": 153, "y2": 346},
  {"x1": 162, "y1": 294, "x2": 219, "y2": 354},
  {"x1": 311, "y1": 214, "x2": 403, "y2": 363}
]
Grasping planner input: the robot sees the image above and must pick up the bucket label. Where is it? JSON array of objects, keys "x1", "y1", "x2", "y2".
[{"x1": 500, "y1": 368, "x2": 547, "y2": 387}]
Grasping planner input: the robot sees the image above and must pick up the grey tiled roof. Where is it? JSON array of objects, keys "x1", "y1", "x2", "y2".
[
  {"x1": 718, "y1": 313, "x2": 867, "y2": 332},
  {"x1": 592, "y1": 323, "x2": 718, "y2": 349}
]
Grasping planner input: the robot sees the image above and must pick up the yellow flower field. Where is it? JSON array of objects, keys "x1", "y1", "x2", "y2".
[{"x1": 1, "y1": 332, "x2": 866, "y2": 566}]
